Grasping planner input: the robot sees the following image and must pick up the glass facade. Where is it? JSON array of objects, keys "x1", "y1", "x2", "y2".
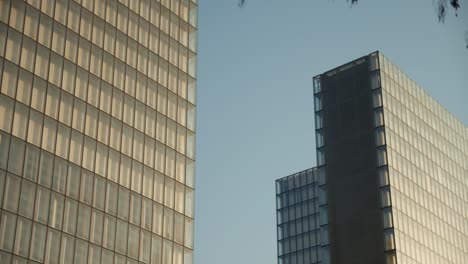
[
  {"x1": 376, "y1": 52, "x2": 468, "y2": 264},
  {"x1": 0, "y1": 0, "x2": 197, "y2": 263},
  {"x1": 275, "y1": 168, "x2": 323, "y2": 264},
  {"x1": 276, "y1": 52, "x2": 467, "y2": 264}
]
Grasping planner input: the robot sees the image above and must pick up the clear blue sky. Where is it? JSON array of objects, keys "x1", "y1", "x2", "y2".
[{"x1": 194, "y1": 1, "x2": 468, "y2": 263}]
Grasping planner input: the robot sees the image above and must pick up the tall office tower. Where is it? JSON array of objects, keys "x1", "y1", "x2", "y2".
[
  {"x1": 275, "y1": 52, "x2": 468, "y2": 264},
  {"x1": 0, "y1": 0, "x2": 197, "y2": 263}
]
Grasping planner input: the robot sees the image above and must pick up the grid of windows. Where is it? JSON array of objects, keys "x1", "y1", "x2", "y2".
[
  {"x1": 276, "y1": 168, "x2": 322, "y2": 264},
  {"x1": 313, "y1": 76, "x2": 329, "y2": 264},
  {"x1": 378, "y1": 53, "x2": 468, "y2": 264},
  {"x1": 0, "y1": 0, "x2": 197, "y2": 263},
  {"x1": 276, "y1": 52, "x2": 467, "y2": 264},
  {"x1": 369, "y1": 52, "x2": 397, "y2": 264}
]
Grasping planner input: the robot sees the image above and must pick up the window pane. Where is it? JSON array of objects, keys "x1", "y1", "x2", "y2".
[
  {"x1": 316, "y1": 130, "x2": 324, "y2": 148},
  {"x1": 131, "y1": 161, "x2": 143, "y2": 192},
  {"x1": 52, "y1": 157, "x2": 68, "y2": 194},
  {"x1": 372, "y1": 90, "x2": 383, "y2": 108},
  {"x1": 62, "y1": 61, "x2": 76, "y2": 94},
  {"x1": 49, "y1": 53, "x2": 63, "y2": 87},
  {"x1": 141, "y1": 197, "x2": 153, "y2": 231},
  {"x1": 85, "y1": 106, "x2": 98, "y2": 140},
  {"x1": 82, "y1": 137, "x2": 96, "y2": 172},
  {"x1": 175, "y1": 182, "x2": 185, "y2": 214},
  {"x1": 374, "y1": 108, "x2": 384, "y2": 127},
  {"x1": 77, "y1": 203, "x2": 91, "y2": 240},
  {"x1": 0, "y1": 211, "x2": 17, "y2": 252},
  {"x1": 30, "y1": 223, "x2": 46, "y2": 262},
  {"x1": 369, "y1": 53, "x2": 379, "y2": 71},
  {"x1": 103, "y1": 214, "x2": 116, "y2": 250},
  {"x1": 49, "y1": 192, "x2": 64, "y2": 230},
  {"x1": 90, "y1": 209, "x2": 104, "y2": 245},
  {"x1": 5, "y1": 28, "x2": 22, "y2": 64},
  {"x1": 385, "y1": 251, "x2": 397, "y2": 264},
  {"x1": 176, "y1": 153, "x2": 185, "y2": 184},
  {"x1": 93, "y1": 174, "x2": 106, "y2": 210},
  {"x1": 105, "y1": 181, "x2": 118, "y2": 215},
  {"x1": 115, "y1": 219, "x2": 128, "y2": 255},
  {"x1": 142, "y1": 166, "x2": 154, "y2": 198},
  {"x1": 13, "y1": 217, "x2": 32, "y2": 258},
  {"x1": 377, "y1": 147, "x2": 387, "y2": 166},
  {"x1": 60, "y1": 234, "x2": 75, "y2": 264},
  {"x1": 52, "y1": 21, "x2": 66, "y2": 55},
  {"x1": 74, "y1": 239, "x2": 88, "y2": 264},
  {"x1": 42, "y1": 117, "x2": 57, "y2": 153},
  {"x1": 382, "y1": 207, "x2": 393, "y2": 228},
  {"x1": 375, "y1": 127, "x2": 386, "y2": 147},
  {"x1": 67, "y1": 164, "x2": 81, "y2": 199},
  {"x1": 44, "y1": 228, "x2": 61, "y2": 264},
  {"x1": 186, "y1": 158, "x2": 195, "y2": 188},
  {"x1": 184, "y1": 248, "x2": 194, "y2": 264},
  {"x1": 162, "y1": 239, "x2": 173, "y2": 264},
  {"x1": 139, "y1": 229, "x2": 151, "y2": 263},
  {"x1": 120, "y1": 155, "x2": 131, "y2": 188},
  {"x1": 381, "y1": 187, "x2": 391, "y2": 207},
  {"x1": 24, "y1": 5, "x2": 39, "y2": 39},
  {"x1": 34, "y1": 186, "x2": 50, "y2": 224},
  {"x1": 35, "y1": 45, "x2": 50, "y2": 79},
  {"x1": 315, "y1": 112, "x2": 323, "y2": 129},
  {"x1": 18, "y1": 179, "x2": 36, "y2": 218},
  {"x1": 117, "y1": 186, "x2": 130, "y2": 221},
  {"x1": 88, "y1": 243, "x2": 101, "y2": 264},
  {"x1": 184, "y1": 218, "x2": 193, "y2": 249},
  {"x1": 98, "y1": 112, "x2": 110, "y2": 145},
  {"x1": 129, "y1": 192, "x2": 141, "y2": 226},
  {"x1": 151, "y1": 234, "x2": 162, "y2": 264},
  {"x1": 63, "y1": 198, "x2": 78, "y2": 235},
  {"x1": 107, "y1": 149, "x2": 120, "y2": 183},
  {"x1": 152, "y1": 202, "x2": 163, "y2": 235},
  {"x1": 314, "y1": 94, "x2": 322, "y2": 111},
  {"x1": 164, "y1": 178, "x2": 175, "y2": 208},
  {"x1": 20, "y1": 37, "x2": 36, "y2": 74},
  {"x1": 0, "y1": 94, "x2": 14, "y2": 133},
  {"x1": 174, "y1": 212, "x2": 184, "y2": 245},
  {"x1": 65, "y1": 30, "x2": 79, "y2": 64},
  {"x1": 12, "y1": 102, "x2": 29, "y2": 140},
  {"x1": 31, "y1": 76, "x2": 47, "y2": 112},
  {"x1": 100, "y1": 82, "x2": 112, "y2": 114},
  {"x1": 185, "y1": 187, "x2": 194, "y2": 218},
  {"x1": 128, "y1": 224, "x2": 139, "y2": 259},
  {"x1": 384, "y1": 229, "x2": 395, "y2": 250},
  {"x1": 317, "y1": 149, "x2": 325, "y2": 166},
  {"x1": 59, "y1": 92, "x2": 73, "y2": 126},
  {"x1": 3, "y1": 173, "x2": 21, "y2": 213},
  {"x1": 109, "y1": 118, "x2": 122, "y2": 151},
  {"x1": 70, "y1": 129, "x2": 84, "y2": 166},
  {"x1": 371, "y1": 70, "x2": 381, "y2": 90},
  {"x1": 26, "y1": 110, "x2": 42, "y2": 147},
  {"x1": 378, "y1": 166, "x2": 390, "y2": 187}
]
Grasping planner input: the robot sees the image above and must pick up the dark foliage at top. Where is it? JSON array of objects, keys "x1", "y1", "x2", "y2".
[
  {"x1": 437, "y1": 0, "x2": 461, "y2": 22},
  {"x1": 238, "y1": 0, "x2": 466, "y2": 48},
  {"x1": 349, "y1": 0, "x2": 461, "y2": 21}
]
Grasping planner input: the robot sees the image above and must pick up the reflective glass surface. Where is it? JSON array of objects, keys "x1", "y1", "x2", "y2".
[
  {"x1": 378, "y1": 53, "x2": 467, "y2": 264},
  {"x1": 276, "y1": 168, "x2": 322, "y2": 264},
  {"x1": 0, "y1": 0, "x2": 197, "y2": 263}
]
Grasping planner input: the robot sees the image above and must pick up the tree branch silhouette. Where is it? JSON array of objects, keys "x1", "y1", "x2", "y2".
[{"x1": 238, "y1": 0, "x2": 466, "y2": 48}]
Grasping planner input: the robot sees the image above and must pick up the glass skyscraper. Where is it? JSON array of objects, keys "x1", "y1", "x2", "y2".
[
  {"x1": 0, "y1": 0, "x2": 197, "y2": 263},
  {"x1": 276, "y1": 52, "x2": 467, "y2": 264}
]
